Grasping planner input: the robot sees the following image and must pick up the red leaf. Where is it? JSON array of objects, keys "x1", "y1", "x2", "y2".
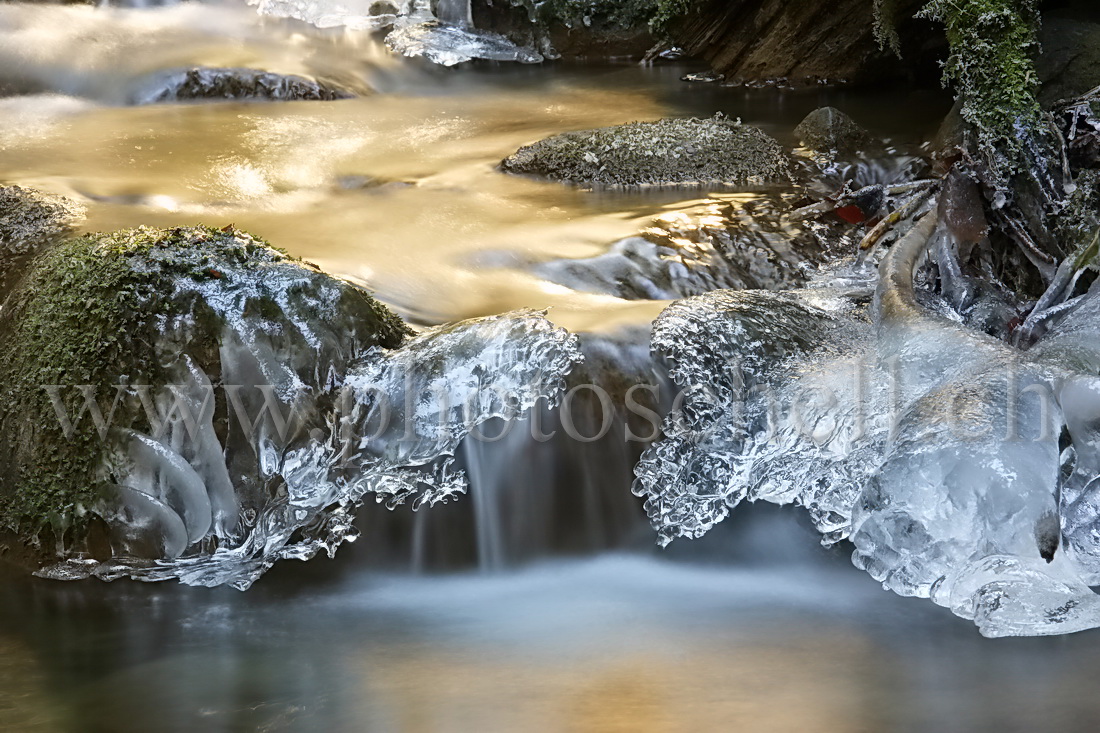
[{"x1": 834, "y1": 205, "x2": 867, "y2": 224}]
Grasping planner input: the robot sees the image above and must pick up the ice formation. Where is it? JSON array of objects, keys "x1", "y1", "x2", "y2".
[
  {"x1": 58, "y1": 310, "x2": 579, "y2": 589},
  {"x1": 635, "y1": 208, "x2": 1100, "y2": 637},
  {"x1": 250, "y1": 0, "x2": 542, "y2": 66},
  {"x1": 535, "y1": 195, "x2": 849, "y2": 300},
  {"x1": 17, "y1": 225, "x2": 581, "y2": 590},
  {"x1": 384, "y1": 20, "x2": 543, "y2": 66}
]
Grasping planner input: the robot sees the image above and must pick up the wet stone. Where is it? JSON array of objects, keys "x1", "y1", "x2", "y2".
[{"x1": 501, "y1": 115, "x2": 790, "y2": 187}]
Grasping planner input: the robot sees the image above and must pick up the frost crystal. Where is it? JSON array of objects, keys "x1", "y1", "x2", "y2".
[
  {"x1": 637, "y1": 213, "x2": 1100, "y2": 637},
  {"x1": 250, "y1": 0, "x2": 543, "y2": 66},
  {"x1": 43, "y1": 310, "x2": 579, "y2": 590}
]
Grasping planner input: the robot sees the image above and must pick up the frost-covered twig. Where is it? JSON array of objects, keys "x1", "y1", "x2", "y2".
[
  {"x1": 859, "y1": 188, "x2": 937, "y2": 253},
  {"x1": 787, "y1": 180, "x2": 938, "y2": 222}
]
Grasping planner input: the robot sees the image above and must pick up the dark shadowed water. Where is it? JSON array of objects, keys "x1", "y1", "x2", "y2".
[{"x1": 3, "y1": 505, "x2": 1100, "y2": 732}]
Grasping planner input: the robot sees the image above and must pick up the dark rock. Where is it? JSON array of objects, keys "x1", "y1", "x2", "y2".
[
  {"x1": 794, "y1": 107, "x2": 872, "y2": 155},
  {"x1": 940, "y1": 167, "x2": 989, "y2": 248},
  {"x1": 1038, "y1": 11, "x2": 1100, "y2": 106},
  {"x1": 931, "y1": 99, "x2": 966, "y2": 163},
  {"x1": 135, "y1": 67, "x2": 356, "y2": 104},
  {"x1": 471, "y1": 0, "x2": 656, "y2": 60},
  {"x1": 670, "y1": 0, "x2": 942, "y2": 86},
  {"x1": 501, "y1": 115, "x2": 789, "y2": 187}
]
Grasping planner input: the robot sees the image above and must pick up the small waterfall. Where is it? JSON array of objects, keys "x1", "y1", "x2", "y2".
[
  {"x1": 465, "y1": 433, "x2": 507, "y2": 571},
  {"x1": 433, "y1": 0, "x2": 471, "y2": 27},
  {"x1": 354, "y1": 327, "x2": 673, "y2": 572}
]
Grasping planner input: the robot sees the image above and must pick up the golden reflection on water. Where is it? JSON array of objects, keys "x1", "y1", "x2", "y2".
[
  {"x1": 359, "y1": 632, "x2": 885, "y2": 733},
  {"x1": 1, "y1": 86, "x2": 693, "y2": 328}
]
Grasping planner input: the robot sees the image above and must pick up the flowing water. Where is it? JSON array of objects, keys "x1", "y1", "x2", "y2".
[{"x1": 4, "y1": 0, "x2": 1100, "y2": 730}]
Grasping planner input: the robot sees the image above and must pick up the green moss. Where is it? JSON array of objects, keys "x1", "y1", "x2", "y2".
[
  {"x1": 0, "y1": 225, "x2": 409, "y2": 544},
  {"x1": 918, "y1": 0, "x2": 1043, "y2": 189},
  {"x1": 873, "y1": 0, "x2": 903, "y2": 57}
]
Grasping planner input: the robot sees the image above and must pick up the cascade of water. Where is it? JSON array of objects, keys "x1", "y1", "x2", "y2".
[
  {"x1": 464, "y1": 432, "x2": 507, "y2": 571},
  {"x1": 349, "y1": 327, "x2": 672, "y2": 572},
  {"x1": 433, "y1": 0, "x2": 471, "y2": 27}
]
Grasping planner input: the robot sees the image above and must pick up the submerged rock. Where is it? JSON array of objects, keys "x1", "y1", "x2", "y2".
[
  {"x1": 535, "y1": 193, "x2": 853, "y2": 299},
  {"x1": 794, "y1": 107, "x2": 873, "y2": 156},
  {"x1": 134, "y1": 67, "x2": 355, "y2": 104},
  {"x1": 0, "y1": 186, "x2": 84, "y2": 297},
  {"x1": 501, "y1": 115, "x2": 789, "y2": 187}
]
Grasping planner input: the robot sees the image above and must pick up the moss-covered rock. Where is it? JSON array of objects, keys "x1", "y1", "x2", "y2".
[
  {"x1": 501, "y1": 115, "x2": 789, "y2": 187},
  {"x1": 0, "y1": 225, "x2": 409, "y2": 557},
  {"x1": 0, "y1": 186, "x2": 84, "y2": 298},
  {"x1": 794, "y1": 107, "x2": 874, "y2": 156},
  {"x1": 918, "y1": 0, "x2": 1044, "y2": 194}
]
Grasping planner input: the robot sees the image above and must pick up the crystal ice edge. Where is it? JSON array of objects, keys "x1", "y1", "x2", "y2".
[
  {"x1": 635, "y1": 211, "x2": 1100, "y2": 638},
  {"x1": 39, "y1": 310, "x2": 582, "y2": 590}
]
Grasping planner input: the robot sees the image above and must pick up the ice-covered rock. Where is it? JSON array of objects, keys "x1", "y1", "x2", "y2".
[
  {"x1": 635, "y1": 207, "x2": 1100, "y2": 637},
  {"x1": 631, "y1": 282, "x2": 878, "y2": 547},
  {"x1": 0, "y1": 225, "x2": 580, "y2": 588},
  {"x1": 338, "y1": 309, "x2": 581, "y2": 512},
  {"x1": 1032, "y1": 290, "x2": 1100, "y2": 585}
]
